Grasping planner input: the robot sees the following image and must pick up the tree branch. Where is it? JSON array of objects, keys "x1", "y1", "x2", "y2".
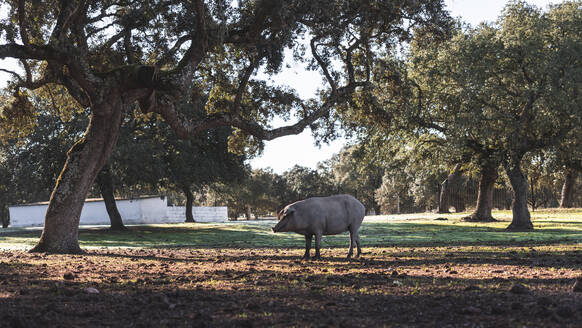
[
  {"x1": 17, "y1": 0, "x2": 30, "y2": 46},
  {"x1": 170, "y1": 0, "x2": 210, "y2": 74},
  {"x1": 50, "y1": 1, "x2": 82, "y2": 43},
  {"x1": 232, "y1": 57, "x2": 257, "y2": 114},
  {"x1": 345, "y1": 39, "x2": 362, "y2": 85},
  {"x1": 156, "y1": 35, "x2": 192, "y2": 67},
  {"x1": 0, "y1": 68, "x2": 24, "y2": 83},
  {"x1": 148, "y1": 82, "x2": 366, "y2": 141},
  {"x1": 0, "y1": 44, "x2": 65, "y2": 62},
  {"x1": 310, "y1": 38, "x2": 337, "y2": 92}
]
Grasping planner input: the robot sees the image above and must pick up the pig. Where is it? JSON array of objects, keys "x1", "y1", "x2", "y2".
[{"x1": 271, "y1": 194, "x2": 365, "y2": 260}]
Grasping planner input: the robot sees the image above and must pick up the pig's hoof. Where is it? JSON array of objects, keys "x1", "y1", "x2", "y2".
[{"x1": 301, "y1": 256, "x2": 310, "y2": 261}]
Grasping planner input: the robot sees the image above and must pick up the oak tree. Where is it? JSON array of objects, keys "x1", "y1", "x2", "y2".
[{"x1": 1, "y1": 0, "x2": 449, "y2": 252}]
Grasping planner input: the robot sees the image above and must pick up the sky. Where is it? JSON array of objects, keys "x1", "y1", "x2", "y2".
[{"x1": 0, "y1": 0, "x2": 566, "y2": 173}]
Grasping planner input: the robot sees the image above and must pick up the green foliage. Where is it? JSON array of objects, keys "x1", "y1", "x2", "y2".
[
  {"x1": 0, "y1": 90, "x2": 37, "y2": 141},
  {"x1": 337, "y1": 1, "x2": 582, "y2": 220},
  {"x1": 327, "y1": 146, "x2": 383, "y2": 212},
  {"x1": 0, "y1": 108, "x2": 86, "y2": 206}
]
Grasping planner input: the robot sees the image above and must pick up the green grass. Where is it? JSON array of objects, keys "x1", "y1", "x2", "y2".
[{"x1": 1, "y1": 209, "x2": 582, "y2": 250}]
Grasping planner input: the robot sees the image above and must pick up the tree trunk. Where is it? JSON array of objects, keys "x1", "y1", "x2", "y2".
[
  {"x1": 465, "y1": 162, "x2": 498, "y2": 222},
  {"x1": 452, "y1": 193, "x2": 466, "y2": 213},
  {"x1": 30, "y1": 100, "x2": 124, "y2": 253},
  {"x1": 1, "y1": 205, "x2": 7, "y2": 228},
  {"x1": 529, "y1": 175, "x2": 537, "y2": 212},
  {"x1": 245, "y1": 205, "x2": 252, "y2": 220},
  {"x1": 396, "y1": 194, "x2": 400, "y2": 215},
  {"x1": 183, "y1": 186, "x2": 195, "y2": 222},
  {"x1": 560, "y1": 170, "x2": 576, "y2": 208},
  {"x1": 96, "y1": 165, "x2": 127, "y2": 231},
  {"x1": 437, "y1": 164, "x2": 463, "y2": 213},
  {"x1": 504, "y1": 159, "x2": 534, "y2": 231}
]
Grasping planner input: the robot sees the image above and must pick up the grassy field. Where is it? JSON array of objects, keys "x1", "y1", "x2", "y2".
[{"x1": 2, "y1": 208, "x2": 582, "y2": 250}]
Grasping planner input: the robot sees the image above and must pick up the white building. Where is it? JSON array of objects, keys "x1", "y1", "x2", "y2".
[{"x1": 8, "y1": 195, "x2": 228, "y2": 227}]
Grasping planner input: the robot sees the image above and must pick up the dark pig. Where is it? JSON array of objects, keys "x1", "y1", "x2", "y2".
[{"x1": 272, "y1": 195, "x2": 365, "y2": 260}]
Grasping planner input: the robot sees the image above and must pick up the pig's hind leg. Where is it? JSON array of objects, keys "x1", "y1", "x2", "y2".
[
  {"x1": 302, "y1": 234, "x2": 312, "y2": 260},
  {"x1": 313, "y1": 233, "x2": 322, "y2": 260},
  {"x1": 347, "y1": 228, "x2": 355, "y2": 259},
  {"x1": 348, "y1": 225, "x2": 362, "y2": 258}
]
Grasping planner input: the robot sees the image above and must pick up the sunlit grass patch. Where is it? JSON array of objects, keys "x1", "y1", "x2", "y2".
[{"x1": 1, "y1": 209, "x2": 581, "y2": 250}]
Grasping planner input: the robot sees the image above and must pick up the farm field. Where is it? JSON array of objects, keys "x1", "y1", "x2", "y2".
[{"x1": 1, "y1": 209, "x2": 582, "y2": 327}]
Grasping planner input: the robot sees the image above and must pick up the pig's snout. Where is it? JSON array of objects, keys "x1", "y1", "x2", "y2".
[{"x1": 271, "y1": 227, "x2": 277, "y2": 233}]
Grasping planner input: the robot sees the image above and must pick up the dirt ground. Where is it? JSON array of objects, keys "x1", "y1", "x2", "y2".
[{"x1": 1, "y1": 244, "x2": 582, "y2": 327}]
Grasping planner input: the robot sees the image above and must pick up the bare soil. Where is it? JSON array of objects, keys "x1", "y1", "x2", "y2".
[{"x1": 1, "y1": 244, "x2": 582, "y2": 327}]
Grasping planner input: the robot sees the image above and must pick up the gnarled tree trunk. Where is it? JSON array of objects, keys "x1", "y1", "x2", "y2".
[
  {"x1": 504, "y1": 159, "x2": 533, "y2": 231},
  {"x1": 560, "y1": 170, "x2": 576, "y2": 208},
  {"x1": 437, "y1": 164, "x2": 463, "y2": 213},
  {"x1": 465, "y1": 161, "x2": 498, "y2": 222},
  {"x1": 29, "y1": 98, "x2": 124, "y2": 253},
  {"x1": 183, "y1": 186, "x2": 195, "y2": 222},
  {"x1": 96, "y1": 165, "x2": 126, "y2": 231}
]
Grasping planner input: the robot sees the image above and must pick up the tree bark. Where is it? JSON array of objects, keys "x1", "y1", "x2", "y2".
[
  {"x1": 560, "y1": 170, "x2": 576, "y2": 208},
  {"x1": 1, "y1": 205, "x2": 7, "y2": 228},
  {"x1": 504, "y1": 159, "x2": 534, "y2": 231},
  {"x1": 183, "y1": 186, "x2": 195, "y2": 222},
  {"x1": 96, "y1": 165, "x2": 127, "y2": 231},
  {"x1": 452, "y1": 194, "x2": 466, "y2": 213},
  {"x1": 437, "y1": 164, "x2": 463, "y2": 213},
  {"x1": 29, "y1": 99, "x2": 124, "y2": 253},
  {"x1": 465, "y1": 162, "x2": 498, "y2": 222},
  {"x1": 395, "y1": 194, "x2": 400, "y2": 215}
]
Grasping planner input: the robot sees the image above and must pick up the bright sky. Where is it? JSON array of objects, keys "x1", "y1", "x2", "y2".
[{"x1": 0, "y1": 1, "x2": 566, "y2": 173}]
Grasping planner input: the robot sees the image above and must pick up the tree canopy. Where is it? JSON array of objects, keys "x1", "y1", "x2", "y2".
[
  {"x1": 340, "y1": 1, "x2": 582, "y2": 230},
  {"x1": 0, "y1": 0, "x2": 449, "y2": 252}
]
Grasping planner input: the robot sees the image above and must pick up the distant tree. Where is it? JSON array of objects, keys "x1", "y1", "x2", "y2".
[
  {"x1": 548, "y1": 128, "x2": 582, "y2": 208},
  {"x1": 95, "y1": 165, "x2": 126, "y2": 231},
  {"x1": 202, "y1": 167, "x2": 273, "y2": 220},
  {"x1": 375, "y1": 171, "x2": 412, "y2": 214},
  {"x1": 329, "y1": 146, "x2": 383, "y2": 213},
  {"x1": 283, "y1": 165, "x2": 337, "y2": 203},
  {"x1": 354, "y1": 130, "x2": 452, "y2": 214},
  {"x1": 246, "y1": 169, "x2": 281, "y2": 218},
  {"x1": 437, "y1": 164, "x2": 465, "y2": 214},
  {"x1": 109, "y1": 111, "x2": 247, "y2": 222}
]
